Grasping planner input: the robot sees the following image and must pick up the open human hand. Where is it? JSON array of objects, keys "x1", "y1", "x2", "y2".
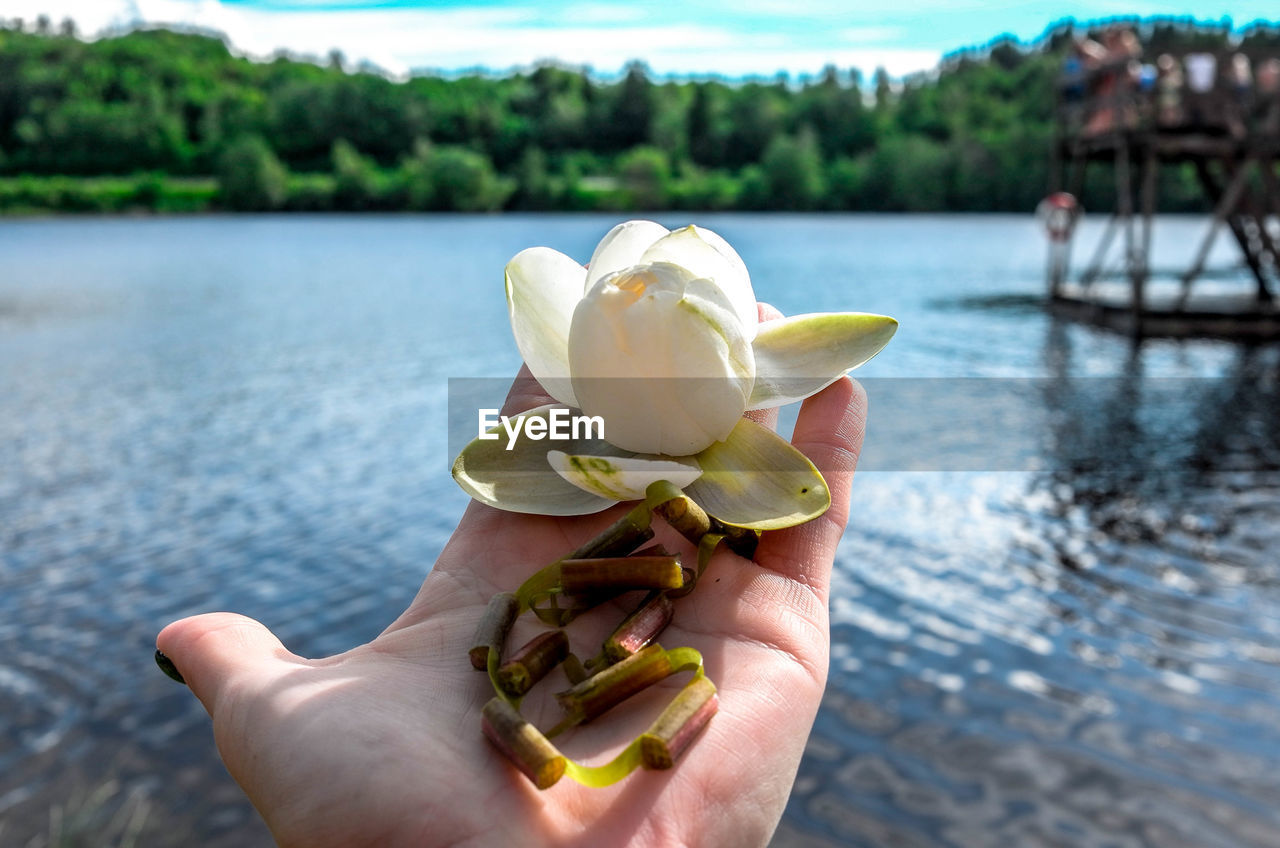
[{"x1": 157, "y1": 310, "x2": 867, "y2": 848}]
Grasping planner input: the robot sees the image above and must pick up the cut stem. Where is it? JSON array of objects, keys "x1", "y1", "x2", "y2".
[
  {"x1": 558, "y1": 556, "x2": 683, "y2": 593},
  {"x1": 497, "y1": 629, "x2": 570, "y2": 697},
  {"x1": 566, "y1": 502, "x2": 655, "y2": 560},
  {"x1": 653, "y1": 490, "x2": 712, "y2": 547},
  {"x1": 640, "y1": 675, "x2": 719, "y2": 770},
  {"x1": 556, "y1": 644, "x2": 674, "y2": 725},
  {"x1": 469, "y1": 592, "x2": 519, "y2": 671},
  {"x1": 604, "y1": 591, "x2": 675, "y2": 664},
  {"x1": 562, "y1": 653, "x2": 589, "y2": 685},
  {"x1": 481, "y1": 697, "x2": 567, "y2": 789}
]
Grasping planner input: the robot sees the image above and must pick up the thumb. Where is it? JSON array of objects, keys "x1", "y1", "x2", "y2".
[{"x1": 157, "y1": 612, "x2": 297, "y2": 714}]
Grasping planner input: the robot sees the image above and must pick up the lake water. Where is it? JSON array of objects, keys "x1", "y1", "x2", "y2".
[{"x1": 2, "y1": 214, "x2": 1279, "y2": 847}]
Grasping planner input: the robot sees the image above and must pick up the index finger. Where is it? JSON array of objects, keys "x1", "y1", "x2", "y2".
[{"x1": 752, "y1": 376, "x2": 867, "y2": 601}]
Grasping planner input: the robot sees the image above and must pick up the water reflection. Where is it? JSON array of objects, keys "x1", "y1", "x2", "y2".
[
  {"x1": 3, "y1": 217, "x2": 1279, "y2": 847},
  {"x1": 783, "y1": 317, "x2": 1280, "y2": 848}
]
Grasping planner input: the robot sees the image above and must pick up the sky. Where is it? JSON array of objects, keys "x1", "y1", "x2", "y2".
[{"x1": 5, "y1": 1, "x2": 1278, "y2": 78}]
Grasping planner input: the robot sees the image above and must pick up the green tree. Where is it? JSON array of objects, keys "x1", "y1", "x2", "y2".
[
  {"x1": 760, "y1": 128, "x2": 825, "y2": 210},
  {"x1": 217, "y1": 134, "x2": 287, "y2": 210},
  {"x1": 511, "y1": 146, "x2": 553, "y2": 210},
  {"x1": 617, "y1": 146, "x2": 670, "y2": 209},
  {"x1": 600, "y1": 62, "x2": 654, "y2": 151},
  {"x1": 331, "y1": 138, "x2": 380, "y2": 210},
  {"x1": 430, "y1": 146, "x2": 511, "y2": 211},
  {"x1": 399, "y1": 139, "x2": 511, "y2": 212}
]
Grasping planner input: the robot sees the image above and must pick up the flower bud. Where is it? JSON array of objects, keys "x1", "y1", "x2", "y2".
[{"x1": 568, "y1": 263, "x2": 754, "y2": 456}]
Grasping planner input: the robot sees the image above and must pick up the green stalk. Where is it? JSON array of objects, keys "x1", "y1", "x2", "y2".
[
  {"x1": 468, "y1": 592, "x2": 519, "y2": 671},
  {"x1": 640, "y1": 675, "x2": 719, "y2": 770},
  {"x1": 604, "y1": 591, "x2": 675, "y2": 663},
  {"x1": 557, "y1": 556, "x2": 684, "y2": 593},
  {"x1": 565, "y1": 501, "x2": 655, "y2": 560},
  {"x1": 497, "y1": 629, "x2": 569, "y2": 697},
  {"x1": 647, "y1": 479, "x2": 710, "y2": 546},
  {"x1": 555, "y1": 644, "x2": 674, "y2": 725},
  {"x1": 515, "y1": 502, "x2": 656, "y2": 616},
  {"x1": 481, "y1": 698, "x2": 567, "y2": 789}
]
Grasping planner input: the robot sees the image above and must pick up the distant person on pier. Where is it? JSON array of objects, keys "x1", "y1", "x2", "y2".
[
  {"x1": 1227, "y1": 53, "x2": 1252, "y2": 137},
  {"x1": 1256, "y1": 58, "x2": 1280, "y2": 134},
  {"x1": 1082, "y1": 26, "x2": 1141, "y2": 136},
  {"x1": 1183, "y1": 51, "x2": 1219, "y2": 130},
  {"x1": 1060, "y1": 41, "x2": 1089, "y2": 130},
  {"x1": 1156, "y1": 54, "x2": 1185, "y2": 127}
]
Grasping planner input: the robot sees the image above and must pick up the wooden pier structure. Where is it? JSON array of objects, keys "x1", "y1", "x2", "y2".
[{"x1": 1046, "y1": 46, "x2": 1280, "y2": 339}]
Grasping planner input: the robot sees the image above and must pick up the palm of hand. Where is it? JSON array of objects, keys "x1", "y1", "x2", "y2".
[{"x1": 159, "y1": 377, "x2": 864, "y2": 848}]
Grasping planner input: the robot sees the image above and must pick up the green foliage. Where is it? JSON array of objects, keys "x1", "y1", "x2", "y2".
[
  {"x1": 617, "y1": 146, "x2": 670, "y2": 210},
  {"x1": 0, "y1": 18, "x2": 1261, "y2": 213},
  {"x1": 397, "y1": 140, "x2": 511, "y2": 211},
  {"x1": 0, "y1": 173, "x2": 216, "y2": 213},
  {"x1": 332, "y1": 138, "x2": 381, "y2": 210},
  {"x1": 217, "y1": 134, "x2": 287, "y2": 210},
  {"x1": 760, "y1": 129, "x2": 826, "y2": 211}
]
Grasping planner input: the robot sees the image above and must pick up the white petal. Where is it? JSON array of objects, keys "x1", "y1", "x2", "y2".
[
  {"x1": 585, "y1": 220, "x2": 670, "y2": 290},
  {"x1": 641, "y1": 225, "x2": 758, "y2": 341},
  {"x1": 685, "y1": 418, "x2": 830, "y2": 530},
  {"x1": 748, "y1": 312, "x2": 898, "y2": 410},
  {"x1": 504, "y1": 247, "x2": 585, "y2": 406},
  {"x1": 569, "y1": 263, "x2": 754, "y2": 456},
  {"x1": 547, "y1": 451, "x2": 702, "y2": 501},
  {"x1": 452, "y1": 404, "x2": 618, "y2": 515}
]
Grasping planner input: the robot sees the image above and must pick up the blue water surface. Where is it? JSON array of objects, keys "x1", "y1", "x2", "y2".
[{"x1": 1, "y1": 214, "x2": 1278, "y2": 847}]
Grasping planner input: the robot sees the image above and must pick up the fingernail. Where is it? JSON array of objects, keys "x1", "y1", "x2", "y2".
[{"x1": 154, "y1": 649, "x2": 186, "y2": 684}]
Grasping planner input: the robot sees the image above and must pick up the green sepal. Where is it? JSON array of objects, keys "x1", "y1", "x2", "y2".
[
  {"x1": 686, "y1": 418, "x2": 831, "y2": 530},
  {"x1": 748, "y1": 312, "x2": 896, "y2": 410},
  {"x1": 452, "y1": 404, "x2": 620, "y2": 515}
]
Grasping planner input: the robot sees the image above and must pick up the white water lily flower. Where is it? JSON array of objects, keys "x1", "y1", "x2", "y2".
[{"x1": 452, "y1": 220, "x2": 897, "y2": 529}]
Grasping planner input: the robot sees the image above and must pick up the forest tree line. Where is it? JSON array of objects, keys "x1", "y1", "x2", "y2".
[{"x1": 1, "y1": 15, "x2": 1277, "y2": 214}]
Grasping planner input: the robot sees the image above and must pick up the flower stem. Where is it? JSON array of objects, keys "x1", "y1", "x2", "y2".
[
  {"x1": 514, "y1": 502, "x2": 656, "y2": 617},
  {"x1": 497, "y1": 629, "x2": 570, "y2": 697},
  {"x1": 555, "y1": 644, "x2": 674, "y2": 725},
  {"x1": 562, "y1": 652, "x2": 589, "y2": 685},
  {"x1": 604, "y1": 591, "x2": 674, "y2": 663},
  {"x1": 468, "y1": 592, "x2": 519, "y2": 671},
  {"x1": 481, "y1": 697, "x2": 567, "y2": 789},
  {"x1": 647, "y1": 480, "x2": 710, "y2": 546},
  {"x1": 566, "y1": 501, "x2": 655, "y2": 560},
  {"x1": 640, "y1": 675, "x2": 718, "y2": 770},
  {"x1": 557, "y1": 556, "x2": 683, "y2": 593}
]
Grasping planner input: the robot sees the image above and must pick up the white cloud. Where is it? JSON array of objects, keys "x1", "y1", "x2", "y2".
[{"x1": 4, "y1": 0, "x2": 943, "y2": 78}]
